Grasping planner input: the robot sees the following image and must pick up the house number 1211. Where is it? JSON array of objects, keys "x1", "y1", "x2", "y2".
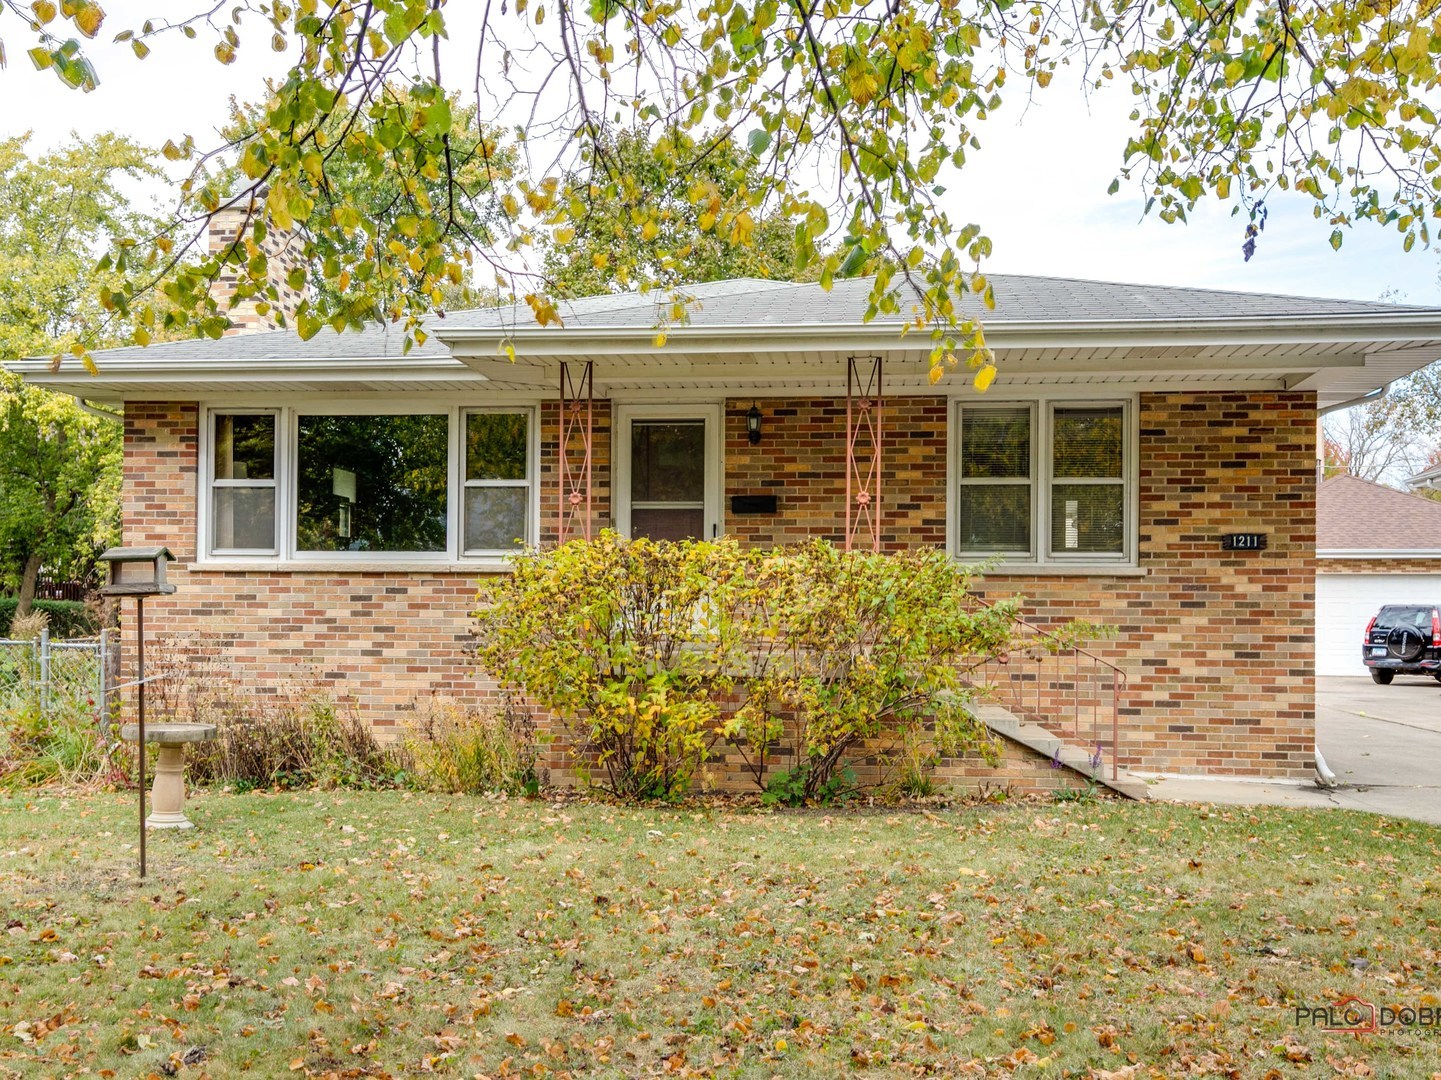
[{"x1": 1220, "y1": 533, "x2": 1268, "y2": 551}]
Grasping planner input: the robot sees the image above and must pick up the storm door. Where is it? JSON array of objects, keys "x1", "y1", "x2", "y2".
[{"x1": 615, "y1": 404, "x2": 722, "y2": 541}]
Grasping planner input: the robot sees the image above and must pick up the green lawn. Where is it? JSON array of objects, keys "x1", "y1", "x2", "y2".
[{"x1": 0, "y1": 790, "x2": 1437, "y2": 1078}]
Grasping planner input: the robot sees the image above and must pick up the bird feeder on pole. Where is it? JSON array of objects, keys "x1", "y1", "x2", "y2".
[{"x1": 98, "y1": 547, "x2": 176, "y2": 879}]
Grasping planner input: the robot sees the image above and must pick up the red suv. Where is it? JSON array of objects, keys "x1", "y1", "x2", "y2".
[{"x1": 1363, "y1": 605, "x2": 1441, "y2": 684}]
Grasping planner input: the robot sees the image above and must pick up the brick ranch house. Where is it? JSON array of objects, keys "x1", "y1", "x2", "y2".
[{"x1": 14, "y1": 240, "x2": 1441, "y2": 792}]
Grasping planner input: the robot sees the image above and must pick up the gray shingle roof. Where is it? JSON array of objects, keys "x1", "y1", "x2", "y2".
[
  {"x1": 443, "y1": 273, "x2": 1441, "y2": 331},
  {"x1": 42, "y1": 319, "x2": 456, "y2": 365},
  {"x1": 1319, "y1": 474, "x2": 1441, "y2": 550},
  {"x1": 36, "y1": 273, "x2": 1441, "y2": 365}
]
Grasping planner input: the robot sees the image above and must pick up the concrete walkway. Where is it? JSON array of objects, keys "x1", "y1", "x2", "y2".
[{"x1": 1148, "y1": 675, "x2": 1441, "y2": 825}]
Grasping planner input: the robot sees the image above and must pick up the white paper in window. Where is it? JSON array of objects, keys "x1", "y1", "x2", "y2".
[
  {"x1": 332, "y1": 467, "x2": 357, "y2": 502},
  {"x1": 1065, "y1": 499, "x2": 1079, "y2": 550}
]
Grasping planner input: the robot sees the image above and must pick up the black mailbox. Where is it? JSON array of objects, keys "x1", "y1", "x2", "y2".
[{"x1": 731, "y1": 495, "x2": 779, "y2": 515}]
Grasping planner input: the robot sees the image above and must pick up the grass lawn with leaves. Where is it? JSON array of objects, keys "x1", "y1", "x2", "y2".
[{"x1": 1, "y1": 790, "x2": 1438, "y2": 1078}]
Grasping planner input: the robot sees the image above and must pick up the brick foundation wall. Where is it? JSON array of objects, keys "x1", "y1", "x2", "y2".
[{"x1": 121, "y1": 389, "x2": 1317, "y2": 784}]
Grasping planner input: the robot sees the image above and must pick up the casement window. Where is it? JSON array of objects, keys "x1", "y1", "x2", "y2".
[
  {"x1": 202, "y1": 405, "x2": 537, "y2": 562},
  {"x1": 952, "y1": 398, "x2": 1134, "y2": 565}
]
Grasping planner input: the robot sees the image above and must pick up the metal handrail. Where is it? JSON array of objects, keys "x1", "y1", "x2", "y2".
[{"x1": 965, "y1": 598, "x2": 1129, "y2": 781}]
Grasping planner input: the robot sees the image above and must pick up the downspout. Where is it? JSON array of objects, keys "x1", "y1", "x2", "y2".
[
  {"x1": 1316, "y1": 385, "x2": 1387, "y2": 475},
  {"x1": 72, "y1": 397, "x2": 122, "y2": 423},
  {"x1": 1314, "y1": 747, "x2": 1340, "y2": 789}
]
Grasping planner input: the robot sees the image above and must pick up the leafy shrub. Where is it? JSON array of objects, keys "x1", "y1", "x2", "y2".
[
  {"x1": 476, "y1": 532, "x2": 748, "y2": 799},
  {"x1": 477, "y1": 534, "x2": 1057, "y2": 803},
  {"x1": 404, "y1": 697, "x2": 539, "y2": 796},
  {"x1": 0, "y1": 599, "x2": 96, "y2": 639},
  {"x1": 0, "y1": 700, "x2": 116, "y2": 789},
  {"x1": 725, "y1": 541, "x2": 1018, "y2": 800},
  {"x1": 760, "y1": 764, "x2": 857, "y2": 808}
]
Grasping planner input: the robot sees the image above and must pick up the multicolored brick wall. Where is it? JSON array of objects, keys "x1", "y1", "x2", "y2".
[
  {"x1": 723, "y1": 397, "x2": 947, "y2": 550},
  {"x1": 121, "y1": 389, "x2": 1317, "y2": 781},
  {"x1": 207, "y1": 203, "x2": 306, "y2": 335},
  {"x1": 970, "y1": 392, "x2": 1317, "y2": 779}
]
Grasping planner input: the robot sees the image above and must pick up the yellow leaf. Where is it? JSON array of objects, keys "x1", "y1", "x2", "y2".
[
  {"x1": 72, "y1": 1, "x2": 102, "y2": 37},
  {"x1": 973, "y1": 363, "x2": 997, "y2": 392}
]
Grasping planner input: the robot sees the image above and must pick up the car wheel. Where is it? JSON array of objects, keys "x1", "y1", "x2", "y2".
[{"x1": 1371, "y1": 669, "x2": 1395, "y2": 685}]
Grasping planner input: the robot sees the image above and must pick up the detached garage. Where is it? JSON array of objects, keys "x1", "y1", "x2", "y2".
[{"x1": 1317, "y1": 475, "x2": 1441, "y2": 677}]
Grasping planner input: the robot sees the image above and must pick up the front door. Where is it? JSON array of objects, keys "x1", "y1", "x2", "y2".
[{"x1": 616, "y1": 404, "x2": 722, "y2": 541}]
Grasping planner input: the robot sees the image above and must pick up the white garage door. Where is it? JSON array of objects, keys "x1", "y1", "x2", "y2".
[{"x1": 1316, "y1": 573, "x2": 1441, "y2": 676}]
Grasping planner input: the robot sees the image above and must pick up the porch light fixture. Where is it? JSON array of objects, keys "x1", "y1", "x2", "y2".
[{"x1": 746, "y1": 403, "x2": 762, "y2": 445}]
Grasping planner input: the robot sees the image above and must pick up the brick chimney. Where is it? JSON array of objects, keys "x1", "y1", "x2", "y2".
[{"x1": 208, "y1": 186, "x2": 306, "y2": 335}]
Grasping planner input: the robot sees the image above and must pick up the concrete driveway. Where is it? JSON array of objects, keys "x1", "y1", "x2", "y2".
[
  {"x1": 1314, "y1": 675, "x2": 1441, "y2": 822},
  {"x1": 1149, "y1": 675, "x2": 1441, "y2": 824}
]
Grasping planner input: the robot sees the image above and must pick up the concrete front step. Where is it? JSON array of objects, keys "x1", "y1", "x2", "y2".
[{"x1": 974, "y1": 703, "x2": 1149, "y2": 801}]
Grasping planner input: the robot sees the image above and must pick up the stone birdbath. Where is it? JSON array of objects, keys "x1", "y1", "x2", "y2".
[{"x1": 119, "y1": 722, "x2": 217, "y2": 829}]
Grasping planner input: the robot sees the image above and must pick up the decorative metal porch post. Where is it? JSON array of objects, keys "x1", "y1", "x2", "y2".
[
  {"x1": 844, "y1": 355, "x2": 883, "y2": 552},
  {"x1": 558, "y1": 360, "x2": 594, "y2": 543}
]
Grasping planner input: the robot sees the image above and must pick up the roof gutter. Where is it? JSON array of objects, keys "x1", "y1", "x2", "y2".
[
  {"x1": 1318, "y1": 385, "x2": 1387, "y2": 416},
  {"x1": 437, "y1": 312, "x2": 1441, "y2": 358},
  {"x1": 71, "y1": 396, "x2": 122, "y2": 423}
]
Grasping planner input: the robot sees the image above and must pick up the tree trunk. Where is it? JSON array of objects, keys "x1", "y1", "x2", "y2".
[{"x1": 15, "y1": 551, "x2": 42, "y2": 618}]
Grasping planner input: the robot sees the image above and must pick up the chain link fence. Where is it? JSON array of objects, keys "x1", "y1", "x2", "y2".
[{"x1": 0, "y1": 629, "x2": 110, "y2": 722}]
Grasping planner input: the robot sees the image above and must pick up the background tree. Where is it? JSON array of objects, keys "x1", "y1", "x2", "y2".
[
  {"x1": 1321, "y1": 392, "x2": 1433, "y2": 485},
  {"x1": 540, "y1": 129, "x2": 801, "y2": 298},
  {"x1": 7, "y1": 2, "x2": 1441, "y2": 386},
  {"x1": 217, "y1": 88, "x2": 514, "y2": 323},
  {"x1": 0, "y1": 133, "x2": 156, "y2": 614}
]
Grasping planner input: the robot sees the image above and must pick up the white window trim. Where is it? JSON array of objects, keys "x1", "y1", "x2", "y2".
[
  {"x1": 947, "y1": 395, "x2": 1139, "y2": 569},
  {"x1": 613, "y1": 402, "x2": 725, "y2": 540},
  {"x1": 197, "y1": 402, "x2": 540, "y2": 569}
]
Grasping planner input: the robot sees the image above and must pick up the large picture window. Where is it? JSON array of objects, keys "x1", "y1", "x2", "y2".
[
  {"x1": 296, "y1": 414, "x2": 449, "y2": 553},
  {"x1": 202, "y1": 405, "x2": 536, "y2": 562},
  {"x1": 953, "y1": 399, "x2": 1133, "y2": 564}
]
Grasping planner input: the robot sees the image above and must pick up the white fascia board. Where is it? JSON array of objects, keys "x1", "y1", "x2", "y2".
[
  {"x1": 438, "y1": 314, "x2": 1441, "y2": 359},
  {"x1": 5, "y1": 356, "x2": 487, "y2": 399},
  {"x1": 1317, "y1": 549, "x2": 1441, "y2": 559}
]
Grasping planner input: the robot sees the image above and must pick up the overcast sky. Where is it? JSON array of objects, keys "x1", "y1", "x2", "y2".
[{"x1": 5, "y1": 4, "x2": 1438, "y2": 307}]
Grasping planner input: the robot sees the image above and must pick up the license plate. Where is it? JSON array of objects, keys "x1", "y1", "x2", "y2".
[{"x1": 1370, "y1": 647, "x2": 1387, "y2": 656}]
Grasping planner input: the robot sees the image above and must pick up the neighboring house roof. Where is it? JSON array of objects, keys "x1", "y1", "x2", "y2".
[
  {"x1": 1318, "y1": 474, "x2": 1441, "y2": 555},
  {"x1": 1408, "y1": 461, "x2": 1441, "y2": 490},
  {"x1": 12, "y1": 272, "x2": 1441, "y2": 404}
]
